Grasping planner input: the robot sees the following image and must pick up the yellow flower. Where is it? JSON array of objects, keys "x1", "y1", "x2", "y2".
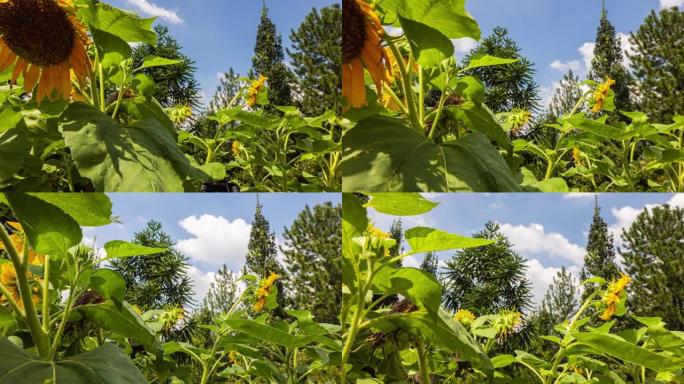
[
  {"x1": 168, "y1": 105, "x2": 193, "y2": 125},
  {"x1": 0, "y1": 224, "x2": 45, "y2": 265},
  {"x1": 572, "y1": 147, "x2": 582, "y2": 165},
  {"x1": 254, "y1": 272, "x2": 279, "y2": 313},
  {"x1": 599, "y1": 274, "x2": 631, "y2": 321},
  {"x1": 454, "y1": 309, "x2": 476, "y2": 327},
  {"x1": 367, "y1": 224, "x2": 390, "y2": 239},
  {"x1": 494, "y1": 310, "x2": 523, "y2": 339},
  {"x1": 0, "y1": 0, "x2": 90, "y2": 102},
  {"x1": 231, "y1": 140, "x2": 242, "y2": 156},
  {"x1": 591, "y1": 77, "x2": 615, "y2": 113},
  {"x1": 228, "y1": 351, "x2": 238, "y2": 365},
  {"x1": 342, "y1": 0, "x2": 391, "y2": 109},
  {"x1": 0, "y1": 262, "x2": 40, "y2": 310},
  {"x1": 246, "y1": 75, "x2": 267, "y2": 107},
  {"x1": 507, "y1": 109, "x2": 532, "y2": 135}
]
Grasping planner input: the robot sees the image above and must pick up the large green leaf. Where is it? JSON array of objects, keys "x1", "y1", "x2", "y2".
[
  {"x1": 342, "y1": 194, "x2": 368, "y2": 291},
  {"x1": 91, "y1": 28, "x2": 132, "y2": 69},
  {"x1": 221, "y1": 319, "x2": 340, "y2": 351},
  {"x1": 135, "y1": 56, "x2": 183, "y2": 71},
  {"x1": 399, "y1": 15, "x2": 453, "y2": 67},
  {"x1": 0, "y1": 108, "x2": 22, "y2": 133},
  {"x1": 445, "y1": 103, "x2": 511, "y2": 151},
  {"x1": 80, "y1": 3, "x2": 156, "y2": 44},
  {"x1": 88, "y1": 269, "x2": 126, "y2": 309},
  {"x1": 405, "y1": 227, "x2": 493, "y2": 255},
  {"x1": 572, "y1": 332, "x2": 684, "y2": 372},
  {"x1": 371, "y1": 267, "x2": 442, "y2": 314},
  {"x1": 366, "y1": 310, "x2": 493, "y2": 375},
  {"x1": 342, "y1": 116, "x2": 521, "y2": 192},
  {"x1": 0, "y1": 338, "x2": 145, "y2": 383},
  {"x1": 567, "y1": 115, "x2": 631, "y2": 140},
  {"x1": 75, "y1": 302, "x2": 161, "y2": 354},
  {"x1": 102, "y1": 240, "x2": 167, "y2": 261},
  {"x1": 462, "y1": 54, "x2": 518, "y2": 71},
  {"x1": 0, "y1": 129, "x2": 28, "y2": 182},
  {"x1": 5, "y1": 193, "x2": 82, "y2": 258},
  {"x1": 378, "y1": 0, "x2": 480, "y2": 40},
  {"x1": 60, "y1": 103, "x2": 194, "y2": 192},
  {"x1": 366, "y1": 193, "x2": 438, "y2": 216},
  {"x1": 26, "y1": 193, "x2": 112, "y2": 227}
]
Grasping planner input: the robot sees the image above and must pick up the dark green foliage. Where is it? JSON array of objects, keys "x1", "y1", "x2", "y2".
[
  {"x1": 420, "y1": 251, "x2": 438, "y2": 277},
  {"x1": 463, "y1": 27, "x2": 540, "y2": 113},
  {"x1": 201, "y1": 265, "x2": 238, "y2": 315},
  {"x1": 250, "y1": 3, "x2": 293, "y2": 108},
  {"x1": 111, "y1": 220, "x2": 194, "y2": 311},
  {"x1": 131, "y1": 25, "x2": 201, "y2": 109},
  {"x1": 209, "y1": 68, "x2": 243, "y2": 113},
  {"x1": 621, "y1": 204, "x2": 684, "y2": 330},
  {"x1": 548, "y1": 70, "x2": 584, "y2": 119},
  {"x1": 580, "y1": 197, "x2": 621, "y2": 289},
  {"x1": 629, "y1": 7, "x2": 684, "y2": 123},
  {"x1": 245, "y1": 197, "x2": 286, "y2": 310},
  {"x1": 588, "y1": 4, "x2": 632, "y2": 114},
  {"x1": 281, "y1": 203, "x2": 341, "y2": 323},
  {"x1": 442, "y1": 221, "x2": 533, "y2": 315},
  {"x1": 287, "y1": 5, "x2": 342, "y2": 115},
  {"x1": 388, "y1": 219, "x2": 403, "y2": 267}
]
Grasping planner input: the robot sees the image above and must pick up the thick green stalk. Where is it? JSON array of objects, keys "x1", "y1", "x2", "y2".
[
  {"x1": 42, "y1": 255, "x2": 50, "y2": 331},
  {"x1": 387, "y1": 40, "x2": 422, "y2": 131},
  {"x1": 416, "y1": 340, "x2": 431, "y2": 383},
  {"x1": 0, "y1": 226, "x2": 50, "y2": 357}
]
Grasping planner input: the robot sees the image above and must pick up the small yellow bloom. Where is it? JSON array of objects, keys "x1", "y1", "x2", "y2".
[
  {"x1": 0, "y1": 262, "x2": 40, "y2": 310},
  {"x1": 254, "y1": 272, "x2": 279, "y2": 313},
  {"x1": 507, "y1": 109, "x2": 532, "y2": 135},
  {"x1": 168, "y1": 105, "x2": 193, "y2": 125},
  {"x1": 231, "y1": 140, "x2": 242, "y2": 157},
  {"x1": 572, "y1": 147, "x2": 582, "y2": 165},
  {"x1": 0, "y1": 225, "x2": 44, "y2": 265},
  {"x1": 599, "y1": 273, "x2": 631, "y2": 321},
  {"x1": 246, "y1": 75, "x2": 267, "y2": 107},
  {"x1": 367, "y1": 224, "x2": 390, "y2": 239},
  {"x1": 494, "y1": 310, "x2": 523, "y2": 339},
  {"x1": 591, "y1": 77, "x2": 615, "y2": 113},
  {"x1": 228, "y1": 351, "x2": 238, "y2": 365},
  {"x1": 454, "y1": 309, "x2": 476, "y2": 327}
]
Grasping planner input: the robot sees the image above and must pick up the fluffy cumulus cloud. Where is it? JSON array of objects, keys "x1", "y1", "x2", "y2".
[
  {"x1": 499, "y1": 223, "x2": 586, "y2": 265},
  {"x1": 452, "y1": 38, "x2": 478, "y2": 54},
  {"x1": 187, "y1": 266, "x2": 216, "y2": 304},
  {"x1": 562, "y1": 193, "x2": 596, "y2": 200},
  {"x1": 609, "y1": 194, "x2": 684, "y2": 248},
  {"x1": 661, "y1": 0, "x2": 684, "y2": 9},
  {"x1": 550, "y1": 59, "x2": 581, "y2": 73},
  {"x1": 526, "y1": 259, "x2": 580, "y2": 305},
  {"x1": 176, "y1": 215, "x2": 251, "y2": 270},
  {"x1": 578, "y1": 42, "x2": 596, "y2": 73},
  {"x1": 125, "y1": 0, "x2": 183, "y2": 24}
]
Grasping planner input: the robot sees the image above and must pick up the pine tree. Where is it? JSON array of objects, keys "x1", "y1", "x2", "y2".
[
  {"x1": 250, "y1": 2, "x2": 293, "y2": 108},
  {"x1": 629, "y1": 7, "x2": 684, "y2": 123},
  {"x1": 579, "y1": 196, "x2": 621, "y2": 288},
  {"x1": 201, "y1": 265, "x2": 238, "y2": 315},
  {"x1": 548, "y1": 70, "x2": 584, "y2": 119},
  {"x1": 621, "y1": 204, "x2": 684, "y2": 330},
  {"x1": 111, "y1": 220, "x2": 194, "y2": 311},
  {"x1": 245, "y1": 196, "x2": 286, "y2": 309},
  {"x1": 540, "y1": 267, "x2": 579, "y2": 326},
  {"x1": 209, "y1": 68, "x2": 243, "y2": 113},
  {"x1": 442, "y1": 221, "x2": 533, "y2": 315},
  {"x1": 463, "y1": 26, "x2": 540, "y2": 113},
  {"x1": 388, "y1": 219, "x2": 403, "y2": 267},
  {"x1": 131, "y1": 25, "x2": 201, "y2": 109},
  {"x1": 281, "y1": 203, "x2": 341, "y2": 323},
  {"x1": 287, "y1": 4, "x2": 342, "y2": 115},
  {"x1": 420, "y1": 251, "x2": 439, "y2": 277},
  {"x1": 588, "y1": 2, "x2": 632, "y2": 114}
]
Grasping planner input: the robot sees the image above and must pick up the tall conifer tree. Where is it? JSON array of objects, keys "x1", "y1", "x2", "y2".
[
  {"x1": 288, "y1": 5, "x2": 342, "y2": 115},
  {"x1": 250, "y1": 1, "x2": 293, "y2": 108},
  {"x1": 579, "y1": 196, "x2": 621, "y2": 288}
]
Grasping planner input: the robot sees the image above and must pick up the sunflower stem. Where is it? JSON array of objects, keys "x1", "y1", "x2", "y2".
[
  {"x1": 98, "y1": 63, "x2": 106, "y2": 113},
  {"x1": 42, "y1": 255, "x2": 49, "y2": 332},
  {"x1": 416, "y1": 340, "x2": 431, "y2": 384},
  {"x1": 0, "y1": 225, "x2": 49, "y2": 358},
  {"x1": 387, "y1": 40, "x2": 422, "y2": 132}
]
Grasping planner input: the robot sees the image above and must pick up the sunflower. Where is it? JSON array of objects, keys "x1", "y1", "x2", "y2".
[
  {"x1": 0, "y1": 262, "x2": 40, "y2": 310},
  {"x1": 231, "y1": 140, "x2": 242, "y2": 156},
  {"x1": 342, "y1": 0, "x2": 390, "y2": 109},
  {"x1": 246, "y1": 75, "x2": 267, "y2": 107},
  {"x1": 0, "y1": 0, "x2": 89, "y2": 102},
  {"x1": 599, "y1": 273, "x2": 631, "y2": 321},
  {"x1": 0, "y1": 222, "x2": 45, "y2": 265},
  {"x1": 591, "y1": 77, "x2": 615, "y2": 113},
  {"x1": 454, "y1": 309, "x2": 476, "y2": 328},
  {"x1": 254, "y1": 272, "x2": 279, "y2": 313}
]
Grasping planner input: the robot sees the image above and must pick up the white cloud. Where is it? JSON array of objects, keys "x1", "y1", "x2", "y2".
[
  {"x1": 540, "y1": 81, "x2": 561, "y2": 107},
  {"x1": 578, "y1": 42, "x2": 596, "y2": 73},
  {"x1": 125, "y1": 0, "x2": 183, "y2": 24},
  {"x1": 562, "y1": 193, "x2": 596, "y2": 200},
  {"x1": 661, "y1": 0, "x2": 684, "y2": 8},
  {"x1": 403, "y1": 256, "x2": 421, "y2": 269},
  {"x1": 526, "y1": 259, "x2": 580, "y2": 305},
  {"x1": 550, "y1": 59, "x2": 581, "y2": 72},
  {"x1": 187, "y1": 266, "x2": 216, "y2": 304},
  {"x1": 452, "y1": 38, "x2": 478, "y2": 54},
  {"x1": 609, "y1": 194, "x2": 684, "y2": 248},
  {"x1": 617, "y1": 32, "x2": 636, "y2": 68},
  {"x1": 176, "y1": 215, "x2": 251, "y2": 270},
  {"x1": 499, "y1": 223, "x2": 586, "y2": 265}
]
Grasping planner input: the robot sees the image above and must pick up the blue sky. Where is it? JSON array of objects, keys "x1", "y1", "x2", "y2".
[
  {"x1": 83, "y1": 193, "x2": 340, "y2": 303},
  {"x1": 108, "y1": 0, "x2": 336, "y2": 104},
  {"x1": 368, "y1": 193, "x2": 684, "y2": 305}
]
